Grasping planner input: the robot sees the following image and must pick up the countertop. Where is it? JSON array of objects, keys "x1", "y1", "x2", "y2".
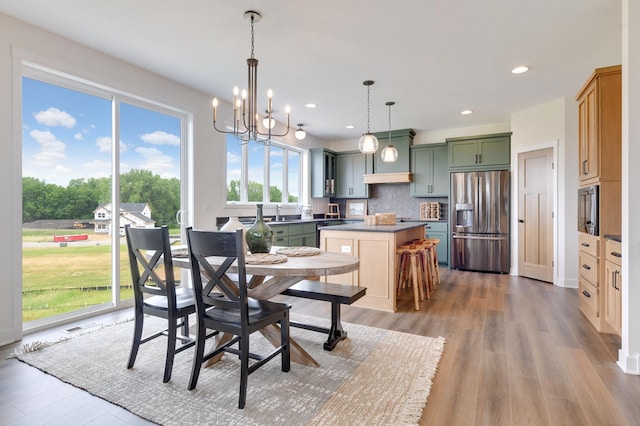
[
  {"x1": 604, "y1": 234, "x2": 622, "y2": 242},
  {"x1": 318, "y1": 222, "x2": 426, "y2": 233}
]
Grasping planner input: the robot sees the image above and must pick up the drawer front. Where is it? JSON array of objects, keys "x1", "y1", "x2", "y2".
[
  {"x1": 579, "y1": 277, "x2": 599, "y2": 316},
  {"x1": 578, "y1": 251, "x2": 599, "y2": 285},
  {"x1": 271, "y1": 226, "x2": 289, "y2": 238},
  {"x1": 578, "y1": 233, "x2": 599, "y2": 257},
  {"x1": 426, "y1": 221, "x2": 448, "y2": 233},
  {"x1": 605, "y1": 240, "x2": 622, "y2": 266}
]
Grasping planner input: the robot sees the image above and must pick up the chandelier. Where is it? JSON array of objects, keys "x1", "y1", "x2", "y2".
[
  {"x1": 358, "y1": 80, "x2": 379, "y2": 154},
  {"x1": 212, "y1": 11, "x2": 290, "y2": 144},
  {"x1": 380, "y1": 101, "x2": 398, "y2": 162}
]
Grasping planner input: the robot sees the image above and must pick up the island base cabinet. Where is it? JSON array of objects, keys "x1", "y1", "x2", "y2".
[{"x1": 319, "y1": 226, "x2": 425, "y2": 312}]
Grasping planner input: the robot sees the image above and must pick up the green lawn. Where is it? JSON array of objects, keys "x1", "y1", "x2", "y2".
[{"x1": 22, "y1": 228, "x2": 182, "y2": 322}]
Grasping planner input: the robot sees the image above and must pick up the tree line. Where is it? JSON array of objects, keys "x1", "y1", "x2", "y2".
[{"x1": 22, "y1": 169, "x2": 180, "y2": 227}]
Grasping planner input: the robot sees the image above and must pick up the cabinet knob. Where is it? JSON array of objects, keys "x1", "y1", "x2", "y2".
[
  {"x1": 582, "y1": 264, "x2": 591, "y2": 270},
  {"x1": 582, "y1": 290, "x2": 591, "y2": 298},
  {"x1": 518, "y1": 219, "x2": 524, "y2": 223}
]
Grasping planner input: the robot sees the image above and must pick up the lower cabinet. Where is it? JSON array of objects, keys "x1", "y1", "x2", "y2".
[
  {"x1": 604, "y1": 239, "x2": 622, "y2": 335},
  {"x1": 270, "y1": 222, "x2": 316, "y2": 247},
  {"x1": 426, "y1": 221, "x2": 448, "y2": 265}
]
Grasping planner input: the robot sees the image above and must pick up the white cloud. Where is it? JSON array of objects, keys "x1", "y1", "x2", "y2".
[
  {"x1": 53, "y1": 164, "x2": 72, "y2": 175},
  {"x1": 29, "y1": 129, "x2": 66, "y2": 165},
  {"x1": 140, "y1": 131, "x2": 180, "y2": 146},
  {"x1": 96, "y1": 137, "x2": 127, "y2": 153},
  {"x1": 135, "y1": 146, "x2": 174, "y2": 171},
  {"x1": 82, "y1": 159, "x2": 111, "y2": 171},
  {"x1": 34, "y1": 107, "x2": 76, "y2": 128},
  {"x1": 74, "y1": 132, "x2": 84, "y2": 140}
]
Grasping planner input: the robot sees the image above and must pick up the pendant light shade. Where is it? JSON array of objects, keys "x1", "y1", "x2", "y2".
[
  {"x1": 294, "y1": 123, "x2": 306, "y2": 140},
  {"x1": 358, "y1": 80, "x2": 379, "y2": 154},
  {"x1": 381, "y1": 101, "x2": 398, "y2": 162}
]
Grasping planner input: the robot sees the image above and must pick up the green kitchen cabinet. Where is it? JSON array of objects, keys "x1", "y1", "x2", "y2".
[
  {"x1": 270, "y1": 222, "x2": 317, "y2": 247},
  {"x1": 310, "y1": 148, "x2": 336, "y2": 198},
  {"x1": 447, "y1": 132, "x2": 511, "y2": 170},
  {"x1": 425, "y1": 221, "x2": 448, "y2": 265},
  {"x1": 410, "y1": 143, "x2": 449, "y2": 197},
  {"x1": 335, "y1": 151, "x2": 372, "y2": 198},
  {"x1": 371, "y1": 128, "x2": 415, "y2": 174}
]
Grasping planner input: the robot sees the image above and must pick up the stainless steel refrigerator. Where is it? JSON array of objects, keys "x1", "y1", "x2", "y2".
[{"x1": 450, "y1": 170, "x2": 510, "y2": 273}]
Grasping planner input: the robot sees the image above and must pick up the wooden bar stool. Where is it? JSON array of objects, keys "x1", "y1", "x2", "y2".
[
  {"x1": 414, "y1": 238, "x2": 441, "y2": 289},
  {"x1": 324, "y1": 203, "x2": 340, "y2": 218},
  {"x1": 396, "y1": 243, "x2": 428, "y2": 310},
  {"x1": 409, "y1": 239, "x2": 436, "y2": 293}
]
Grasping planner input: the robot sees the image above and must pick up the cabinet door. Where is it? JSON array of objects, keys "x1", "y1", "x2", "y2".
[
  {"x1": 310, "y1": 149, "x2": 336, "y2": 198},
  {"x1": 410, "y1": 147, "x2": 433, "y2": 197},
  {"x1": 448, "y1": 140, "x2": 478, "y2": 168},
  {"x1": 604, "y1": 259, "x2": 621, "y2": 333},
  {"x1": 372, "y1": 130, "x2": 414, "y2": 174},
  {"x1": 335, "y1": 154, "x2": 352, "y2": 198},
  {"x1": 578, "y1": 82, "x2": 598, "y2": 181},
  {"x1": 431, "y1": 145, "x2": 449, "y2": 196},
  {"x1": 351, "y1": 153, "x2": 369, "y2": 198},
  {"x1": 478, "y1": 137, "x2": 510, "y2": 166}
]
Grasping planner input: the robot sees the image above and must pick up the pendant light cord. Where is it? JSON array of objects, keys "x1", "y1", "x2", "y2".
[
  {"x1": 367, "y1": 84, "x2": 371, "y2": 133},
  {"x1": 250, "y1": 15, "x2": 255, "y2": 58}
]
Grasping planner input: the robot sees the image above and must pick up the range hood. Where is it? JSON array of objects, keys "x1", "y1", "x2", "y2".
[{"x1": 362, "y1": 172, "x2": 412, "y2": 184}]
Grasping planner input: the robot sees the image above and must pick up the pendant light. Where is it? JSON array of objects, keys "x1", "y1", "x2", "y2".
[
  {"x1": 380, "y1": 101, "x2": 398, "y2": 162},
  {"x1": 358, "y1": 80, "x2": 379, "y2": 154},
  {"x1": 294, "y1": 123, "x2": 306, "y2": 140}
]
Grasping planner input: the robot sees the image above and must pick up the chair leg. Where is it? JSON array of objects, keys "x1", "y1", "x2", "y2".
[
  {"x1": 410, "y1": 255, "x2": 420, "y2": 310},
  {"x1": 188, "y1": 323, "x2": 206, "y2": 391},
  {"x1": 281, "y1": 313, "x2": 291, "y2": 372},
  {"x1": 239, "y1": 334, "x2": 249, "y2": 409},
  {"x1": 127, "y1": 311, "x2": 144, "y2": 369},
  {"x1": 182, "y1": 313, "x2": 190, "y2": 343},
  {"x1": 163, "y1": 319, "x2": 178, "y2": 383}
]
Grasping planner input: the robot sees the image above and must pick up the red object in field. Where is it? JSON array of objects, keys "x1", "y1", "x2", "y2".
[{"x1": 53, "y1": 234, "x2": 88, "y2": 242}]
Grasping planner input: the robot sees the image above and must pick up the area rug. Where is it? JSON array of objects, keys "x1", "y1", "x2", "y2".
[{"x1": 12, "y1": 315, "x2": 445, "y2": 425}]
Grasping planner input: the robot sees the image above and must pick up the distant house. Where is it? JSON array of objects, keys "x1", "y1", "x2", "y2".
[{"x1": 93, "y1": 203, "x2": 155, "y2": 235}]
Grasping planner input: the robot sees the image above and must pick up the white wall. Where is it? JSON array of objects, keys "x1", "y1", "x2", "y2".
[{"x1": 510, "y1": 97, "x2": 578, "y2": 287}]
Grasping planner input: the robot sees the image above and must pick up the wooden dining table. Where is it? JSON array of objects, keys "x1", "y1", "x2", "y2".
[{"x1": 171, "y1": 246, "x2": 360, "y2": 367}]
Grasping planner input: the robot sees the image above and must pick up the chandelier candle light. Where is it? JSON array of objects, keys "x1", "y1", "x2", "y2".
[
  {"x1": 358, "y1": 80, "x2": 379, "y2": 154},
  {"x1": 212, "y1": 11, "x2": 290, "y2": 144},
  {"x1": 380, "y1": 101, "x2": 398, "y2": 162}
]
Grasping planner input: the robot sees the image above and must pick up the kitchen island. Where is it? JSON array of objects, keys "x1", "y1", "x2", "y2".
[{"x1": 318, "y1": 222, "x2": 426, "y2": 312}]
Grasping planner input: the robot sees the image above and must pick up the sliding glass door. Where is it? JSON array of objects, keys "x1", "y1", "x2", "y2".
[{"x1": 21, "y1": 71, "x2": 188, "y2": 328}]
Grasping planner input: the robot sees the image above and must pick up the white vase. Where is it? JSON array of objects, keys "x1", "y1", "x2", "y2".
[{"x1": 220, "y1": 216, "x2": 248, "y2": 252}]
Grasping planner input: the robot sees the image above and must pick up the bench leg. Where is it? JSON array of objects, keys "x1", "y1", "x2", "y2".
[{"x1": 324, "y1": 302, "x2": 347, "y2": 351}]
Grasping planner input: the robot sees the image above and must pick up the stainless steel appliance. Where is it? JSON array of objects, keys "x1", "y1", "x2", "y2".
[
  {"x1": 577, "y1": 185, "x2": 599, "y2": 235},
  {"x1": 450, "y1": 170, "x2": 510, "y2": 273}
]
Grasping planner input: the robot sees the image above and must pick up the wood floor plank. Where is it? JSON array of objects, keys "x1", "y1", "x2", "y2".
[
  {"x1": 562, "y1": 347, "x2": 628, "y2": 425},
  {"x1": 545, "y1": 396, "x2": 591, "y2": 426},
  {"x1": 475, "y1": 351, "x2": 512, "y2": 426},
  {"x1": 509, "y1": 374, "x2": 551, "y2": 426},
  {"x1": 529, "y1": 330, "x2": 580, "y2": 400},
  {"x1": 505, "y1": 321, "x2": 539, "y2": 379}
]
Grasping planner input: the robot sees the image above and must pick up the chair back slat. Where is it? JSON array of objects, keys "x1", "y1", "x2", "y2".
[
  {"x1": 125, "y1": 225, "x2": 177, "y2": 304},
  {"x1": 186, "y1": 228, "x2": 249, "y2": 322}
]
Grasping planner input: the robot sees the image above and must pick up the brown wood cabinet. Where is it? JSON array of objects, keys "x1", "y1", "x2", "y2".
[
  {"x1": 604, "y1": 239, "x2": 622, "y2": 335},
  {"x1": 575, "y1": 65, "x2": 622, "y2": 335},
  {"x1": 576, "y1": 65, "x2": 621, "y2": 185}
]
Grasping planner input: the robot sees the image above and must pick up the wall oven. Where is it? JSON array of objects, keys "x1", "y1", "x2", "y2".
[{"x1": 578, "y1": 185, "x2": 599, "y2": 235}]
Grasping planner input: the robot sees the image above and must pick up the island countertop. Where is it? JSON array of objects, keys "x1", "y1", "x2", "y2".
[{"x1": 318, "y1": 222, "x2": 426, "y2": 233}]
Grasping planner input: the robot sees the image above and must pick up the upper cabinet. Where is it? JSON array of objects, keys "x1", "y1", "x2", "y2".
[
  {"x1": 576, "y1": 65, "x2": 621, "y2": 185},
  {"x1": 371, "y1": 128, "x2": 415, "y2": 174},
  {"x1": 310, "y1": 148, "x2": 336, "y2": 198},
  {"x1": 410, "y1": 144, "x2": 448, "y2": 197},
  {"x1": 447, "y1": 133, "x2": 511, "y2": 170},
  {"x1": 335, "y1": 151, "x2": 372, "y2": 198}
]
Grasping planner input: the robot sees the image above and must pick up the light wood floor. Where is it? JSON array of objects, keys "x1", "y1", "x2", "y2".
[{"x1": 1, "y1": 268, "x2": 639, "y2": 425}]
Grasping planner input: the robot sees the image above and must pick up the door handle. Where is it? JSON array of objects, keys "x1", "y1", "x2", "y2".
[
  {"x1": 582, "y1": 159, "x2": 588, "y2": 175},
  {"x1": 518, "y1": 219, "x2": 524, "y2": 223}
]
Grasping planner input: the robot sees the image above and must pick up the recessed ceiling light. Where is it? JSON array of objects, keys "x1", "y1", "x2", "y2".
[
  {"x1": 461, "y1": 110, "x2": 473, "y2": 115},
  {"x1": 305, "y1": 103, "x2": 317, "y2": 108},
  {"x1": 512, "y1": 66, "x2": 530, "y2": 74},
  {"x1": 346, "y1": 124, "x2": 354, "y2": 129}
]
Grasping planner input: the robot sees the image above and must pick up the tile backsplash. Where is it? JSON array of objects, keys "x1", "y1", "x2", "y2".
[{"x1": 331, "y1": 183, "x2": 448, "y2": 220}]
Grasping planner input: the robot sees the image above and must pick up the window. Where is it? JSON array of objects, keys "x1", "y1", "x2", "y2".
[{"x1": 226, "y1": 135, "x2": 302, "y2": 204}]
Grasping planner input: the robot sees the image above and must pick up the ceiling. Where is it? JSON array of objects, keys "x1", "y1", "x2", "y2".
[{"x1": 0, "y1": 0, "x2": 622, "y2": 142}]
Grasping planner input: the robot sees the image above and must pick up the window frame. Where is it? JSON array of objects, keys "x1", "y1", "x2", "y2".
[{"x1": 226, "y1": 136, "x2": 304, "y2": 206}]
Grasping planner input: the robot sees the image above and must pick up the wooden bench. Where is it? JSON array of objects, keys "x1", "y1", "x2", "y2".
[{"x1": 281, "y1": 280, "x2": 366, "y2": 351}]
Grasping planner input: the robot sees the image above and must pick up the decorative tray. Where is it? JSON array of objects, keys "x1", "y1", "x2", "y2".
[
  {"x1": 245, "y1": 253, "x2": 288, "y2": 264},
  {"x1": 275, "y1": 246, "x2": 321, "y2": 257}
]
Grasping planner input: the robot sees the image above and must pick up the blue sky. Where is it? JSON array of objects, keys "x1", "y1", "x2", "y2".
[{"x1": 22, "y1": 77, "x2": 181, "y2": 187}]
